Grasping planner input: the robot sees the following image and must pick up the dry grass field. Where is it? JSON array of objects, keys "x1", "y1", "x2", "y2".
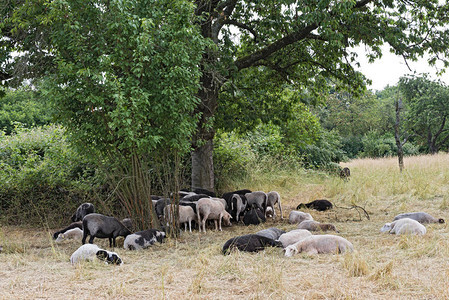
[{"x1": 1, "y1": 154, "x2": 449, "y2": 299}]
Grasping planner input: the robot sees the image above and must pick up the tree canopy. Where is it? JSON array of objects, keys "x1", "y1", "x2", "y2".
[{"x1": 2, "y1": 0, "x2": 449, "y2": 190}]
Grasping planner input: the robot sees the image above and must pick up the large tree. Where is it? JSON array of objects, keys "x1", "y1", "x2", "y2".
[
  {"x1": 2, "y1": 0, "x2": 449, "y2": 191},
  {"x1": 400, "y1": 75, "x2": 449, "y2": 154}
]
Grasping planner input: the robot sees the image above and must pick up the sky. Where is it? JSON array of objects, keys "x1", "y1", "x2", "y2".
[{"x1": 354, "y1": 45, "x2": 449, "y2": 91}]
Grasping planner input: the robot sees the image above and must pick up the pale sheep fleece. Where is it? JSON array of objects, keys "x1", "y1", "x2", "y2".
[
  {"x1": 381, "y1": 218, "x2": 426, "y2": 235},
  {"x1": 285, "y1": 234, "x2": 353, "y2": 257},
  {"x1": 277, "y1": 229, "x2": 312, "y2": 248},
  {"x1": 288, "y1": 211, "x2": 313, "y2": 224}
]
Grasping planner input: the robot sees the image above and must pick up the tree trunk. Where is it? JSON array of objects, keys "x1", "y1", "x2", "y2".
[
  {"x1": 394, "y1": 99, "x2": 404, "y2": 172},
  {"x1": 191, "y1": 139, "x2": 215, "y2": 191}
]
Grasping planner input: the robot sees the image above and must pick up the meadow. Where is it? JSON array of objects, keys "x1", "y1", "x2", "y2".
[{"x1": 0, "y1": 154, "x2": 448, "y2": 299}]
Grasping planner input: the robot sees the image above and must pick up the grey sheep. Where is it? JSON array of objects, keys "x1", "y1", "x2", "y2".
[
  {"x1": 255, "y1": 227, "x2": 285, "y2": 241},
  {"x1": 124, "y1": 229, "x2": 166, "y2": 250},
  {"x1": 245, "y1": 191, "x2": 267, "y2": 213},
  {"x1": 288, "y1": 211, "x2": 313, "y2": 224},
  {"x1": 266, "y1": 191, "x2": 283, "y2": 219},
  {"x1": 71, "y1": 203, "x2": 95, "y2": 222},
  {"x1": 82, "y1": 213, "x2": 133, "y2": 247},
  {"x1": 393, "y1": 212, "x2": 444, "y2": 224},
  {"x1": 297, "y1": 220, "x2": 338, "y2": 232}
]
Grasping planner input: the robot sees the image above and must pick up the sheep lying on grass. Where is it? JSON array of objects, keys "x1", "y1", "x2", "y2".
[
  {"x1": 55, "y1": 228, "x2": 83, "y2": 243},
  {"x1": 381, "y1": 218, "x2": 427, "y2": 235},
  {"x1": 70, "y1": 244, "x2": 123, "y2": 265},
  {"x1": 277, "y1": 229, "x2": 312, "y2": 248},
  {"x1": 82, "y1": 214, "x2": 133, "y2": 247},
  {"x1": 393, "y1": 212, "x2": 444, "y2": 224},
  {"x1": 222, "y1": 234, "x2": 282, "y2": 255},
  {"x1": 53, "y1": 221, "x2": 83, "y2": 239},
  {"x1": 124, "y1": 229, "x2": 166, "y2": 250},
  {"x1": 285, "y1": 235, "x2": 354, "y2": 257},
  {"x1": 288, "y1": 211, "x2": 313, "y2": 224},
  {"x1": 255, "y1": 227, "x2": 285, "y2": 240},
  {"x1": 297, "y1": 220, "x2": 338, "y2": 232},
  {"x1": 296, "y1": 200, "x2": 333, "y2": 211}
]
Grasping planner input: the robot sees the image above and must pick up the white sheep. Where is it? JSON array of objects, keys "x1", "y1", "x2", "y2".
[
  {"x1": 55, "y1": 228, "x2": 83, "y2": 243},
  {"x1": 164, "y1": 205, "x2": 197, "y2": 232},
  {"x1": 70, "y1": 244, "x2": 123, "y2": 265},
  {"x1": 288, "y1": 211, "x2": 313, "y2": 224},
  {"x1": 197, "y1": 198, "x2": 232, "y2": 233},
  {"x1": 380, "y1": 218, "x2": 426, "y2": 235},
  {"x1": 285, "y1": 235, "x2": 354, "y2": 257},
  {"x1": 277, "y1": 229, "x2": 312, "y2": 248},
  {"x1": 393, "y1": 212, "x2": 444, "y2": 224},
  {"x1": 266, "y1": 191, "x2": 283, "y2": 219}
]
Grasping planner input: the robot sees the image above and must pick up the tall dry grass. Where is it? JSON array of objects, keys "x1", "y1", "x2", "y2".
[{"x1": 0, "y1": 154, "x2": 448, "y2": 299}]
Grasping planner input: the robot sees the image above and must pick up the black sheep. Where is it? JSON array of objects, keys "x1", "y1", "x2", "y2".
[
  {"x1": 193, "y1": 188, "x2": 216, "y2": 197},
  {"x1": 242, "y1": 205, "x2": 266, "y2": 226},
  {"x1": 296, "y1": 199, "x2": 333, "y2": 211},
  {"x1": 222, "y1": 189, "x2": 252, "y2": 209},
  {"x1": 71, "y1": 202, "x2": 95, "y2": 222},
  {"x1": 222, "y1": 234, "x2": 282, "y2": 254}
]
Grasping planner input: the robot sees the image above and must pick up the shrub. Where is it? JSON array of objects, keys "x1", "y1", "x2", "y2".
[{"x1": 0, "y1": 125, "x2": 106, "y2": 226}]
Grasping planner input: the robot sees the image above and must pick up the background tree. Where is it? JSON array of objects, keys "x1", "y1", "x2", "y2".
[
  {"x1": 2, "y1": 0, "x2": 449, "y2": 191},
  {"x1": 400, "y1": 75, "x2": 449, "y2": 154}
]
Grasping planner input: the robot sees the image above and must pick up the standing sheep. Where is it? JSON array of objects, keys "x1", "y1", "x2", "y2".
[
  {"x1": 82, "y1": 213, "x2": 133, "y2": 247},
  {"x1": 197, "y1": 198, "x2": 232, "y2": 233},
  {"x1": 266, "y1": 191, "x2": 283, "y2": 219},
  {"x1": 164, "y1": 204, "x2": 197, "y2": 232},
  {"x1": 245, "y1": 191, "x2": 267, "y2": 214},
  {"x1": 393, "y1": 212, "x2": 444, "y2": 224},
  {"x1": 285, "y1": 235, "x2": 354, "y2": 257},
  {"x1": 340, "y1": 167, "x2": 351, "y2": 180},
  {"x1": 230, "y1": 194, "x2": 247, "y2": 222},
  {"x1": 288, "y1": 211, "x2": 313, "y2": 224},
  {"x1": 71, "y1": 203, "x2": 95, "y2": 222},
  {"x1": 381, "y1": 218, "x2": 426, "y2": 235}
]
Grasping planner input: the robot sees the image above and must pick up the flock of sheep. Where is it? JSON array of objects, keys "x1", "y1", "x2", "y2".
[{"x1": 52, "y1": 187, "x2": 446, "y2": 266}]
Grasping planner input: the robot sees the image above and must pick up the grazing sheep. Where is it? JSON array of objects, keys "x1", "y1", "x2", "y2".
[
  {"x1": 53, "y1": 221, "x2": 83, "y2": 239},
  {"x1": 211, "y1": 197, "x2": 228, "y2": 211},
  {"x1": 245, "y1": 191, "x2": 267, "y2": 213},
  {"x1": 255, "y1": 227, "x2": 286, "y2": 241},
  {"x1": 155, "y1": 198, "x2": 171, "y2": 219},
  {"x1": 123, "y1": 229, "x2": 166, "y2": 250},
  {"x1": 197, "y1": 198, "x2": 232, "y2": 233},
  {"x1": 55, "y1": 228, "x2": 83, "y2": 243},
  {"x1": 381, "y1": 218, "x2": 426, "y2": 235},
  {"x1": 222, "y1": 189, "x2": 252, "y2": 208},
  {"x1": 164, "y1": 205, "x2": 197, "y2": 232},
  {"x1": 277, "y1": 229, "x2": 312, "y2": 248},
  {"x1": 297, "y1": 220, "x2": 338, "y2": 232},
  {"x1": 70, "y1": 244, "x2": 123, "y2": 265},
  {"x1": 230, "y1": 194, "x2": 247, "y2": 222},
  {"x1": 71, "y1": 203, "x2": 95, "y2": 222},
  {"x1": 285, "y1": 235, "x2": 354, "y2": 257},
  {"x1": 340, "y1": 167, "x2": 351, "y2": 180},
  {"x1": 393, "y1": 212, "x2": 444, "y2": 224},
  {"x1": 296, "y1": 200, "x2": 333, "y2": 211},
  {"x1": 179, "y1": 201, "x2": 198, "y2": 214},
  {"x1": 266, "y1": 191, "x2": 283, "y2": 219},
  {"x1": 222, "y1": 234, "x2": 282, "y2": 255},
  {"x1": 288, "y1": 211, "x2": 313, "y2": 224},
  {"x1": 82, "y1": 213, "x2": 133, "y2": 247},
  {"x1": 242, "y1": 205, "x2": 266, "y2": 226}
]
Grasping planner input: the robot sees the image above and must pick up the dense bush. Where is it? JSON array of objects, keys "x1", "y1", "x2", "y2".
[
  {"x1": 0, "y1": 87, "x2": 53, "y2": 135},
  {"x1": 360, "y1": 132, "x2": 419, "y2": 158},
  {"x1": 0, "y1": 125, "x2": 110, "y2": 226}
]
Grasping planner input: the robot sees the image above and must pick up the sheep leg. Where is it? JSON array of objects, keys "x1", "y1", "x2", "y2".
[
  {"x1": 218, "y1": 215, "x2": 222, "y2": 231},
  {"x1": 88, "y1": 236, "x2": 95, "y2": 244},
  {"x1": 197, "y1": 212, "x2": 202, "y2": 232},
  {"x1": 188, "y1": 220, "x2": 192, "y2": 233},
  {"x1": 278, "y1": 199, "x2": 283, "y2": 219},
  {"x1": 82, "y1": 231, "x2": 88, "y2": 245},
  {"x1": 214, "y1": 219, "x2": 218, "y2": 231},
  {"x1": 108, "y1": 237, "x2": 113, "y2": 247}
]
